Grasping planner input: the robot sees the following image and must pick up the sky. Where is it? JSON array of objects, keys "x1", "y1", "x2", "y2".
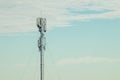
[{"x1": 0, "y1": 0, "x2": 120, "y2": 80}]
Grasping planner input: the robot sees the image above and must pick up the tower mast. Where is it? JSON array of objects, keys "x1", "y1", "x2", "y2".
[{"x1": 37, "y1": 17, "x2": 47, "y2": 80}]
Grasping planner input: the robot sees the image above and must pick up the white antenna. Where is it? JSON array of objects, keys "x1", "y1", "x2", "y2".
[
  {"x1": 37, "y1": 17, "x2": 47, "y2": 32},
  {"x1": 37, "y1": 17, "x2": 47, "y2": 80}
]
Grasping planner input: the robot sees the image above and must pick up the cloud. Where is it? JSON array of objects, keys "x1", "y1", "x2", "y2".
[
  {"x1": 0, "y1": 63, "x2": 39, "y2": 67},
  {"x1": 0, "y1": 0, "x2": 120, "y2": 33},
  {"x1": 57, "y1": 57, "x2": 120, "y2": 66}
]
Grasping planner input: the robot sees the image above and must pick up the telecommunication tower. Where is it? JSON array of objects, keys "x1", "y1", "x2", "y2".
[{"x1": 37, "y1": 17, "x2": 47, "y2": 80}]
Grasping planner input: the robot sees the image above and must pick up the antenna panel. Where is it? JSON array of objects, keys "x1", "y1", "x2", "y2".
[{"x1": 37, "y1": 17, "x2": 47, "y2": 32}]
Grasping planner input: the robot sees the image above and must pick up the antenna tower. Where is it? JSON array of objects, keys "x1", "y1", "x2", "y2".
[{"x1": 37, "y1": 17, "x2": 47, "y2": 80}]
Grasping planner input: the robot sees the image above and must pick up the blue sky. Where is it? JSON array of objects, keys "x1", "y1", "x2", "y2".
[{"x1": 0, "y1": 0, "x2": 120, "y2": 80}]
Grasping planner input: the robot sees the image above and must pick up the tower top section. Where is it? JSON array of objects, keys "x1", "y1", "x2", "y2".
[{"x1": 36, "y1": 17, "x2": 47, "y2": 32}]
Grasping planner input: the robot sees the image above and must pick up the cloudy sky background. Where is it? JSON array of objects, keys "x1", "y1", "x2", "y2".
[
  {"x1": 0, "y1": 0, "x2": 120, "y2": 80},
  {"x1": 0, "y1": 0, "x2": 120, "y2": 33}
]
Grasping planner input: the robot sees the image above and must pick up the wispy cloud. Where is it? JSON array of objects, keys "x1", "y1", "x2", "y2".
[
  {"x1": 0, "y1": 0, "x2": 120, "y2": 33},
  {"x1": 57, "y1": 57, "x2": 120, "y2": 66}
]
